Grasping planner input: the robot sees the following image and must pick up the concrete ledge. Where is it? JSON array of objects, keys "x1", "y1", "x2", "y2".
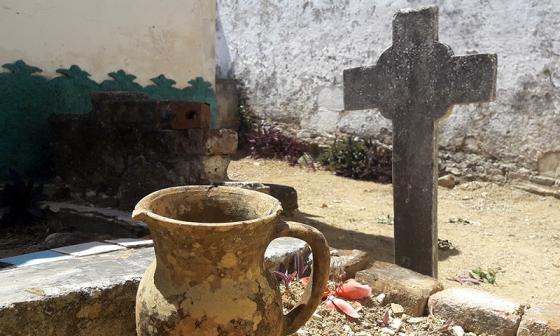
[{"x1": 0, "y1": 238, "x2": 309, "y2": 336}]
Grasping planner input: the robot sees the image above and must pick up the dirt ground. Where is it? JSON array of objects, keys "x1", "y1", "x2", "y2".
[{"x1": 229, "y1": 156, "x2": 560, "y2": 305}]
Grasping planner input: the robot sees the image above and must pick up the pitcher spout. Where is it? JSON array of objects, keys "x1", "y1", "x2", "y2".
[{"x1": 132, "y1": 209, "x2": 150, "y2": 223}]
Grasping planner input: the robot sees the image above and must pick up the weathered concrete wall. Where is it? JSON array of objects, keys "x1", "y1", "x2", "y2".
[
  {"x1": 0, "y1": 0, "x2": 215, "y2": 86},
  {"x1": 217, "y1": 0, "x2": 560, "y2": 175}
]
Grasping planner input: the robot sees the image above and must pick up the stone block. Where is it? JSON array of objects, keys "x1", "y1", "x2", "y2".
[
  {"x1": 428, "y1": 287, "x2": 523, "y2": 336},
  {"x1": 355, "y1": 261, "x2": 443, "y2": 316},
  {"x1": 517, "y1": 303, "x2": 560, "y2": 336},
  {"x1": 201, "y1": 155, "x2": 231, "y2": 182},
  {"x1": 265, "y1": 183, "x2": 299, "y2": 212},
  {"x1": 205, "y1": 129, "x2": 238, "y2": 155},
  {"x1": 530, "y1": 175, "x2": 557, "y2": 187},
  {"x1": 330, "y1": 249, "x2": 369, "y2": 278}
]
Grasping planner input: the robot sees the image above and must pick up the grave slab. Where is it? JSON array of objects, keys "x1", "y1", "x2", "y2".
[{"x1": 0, "y1": 238, "x2": 309, "y2": 335}]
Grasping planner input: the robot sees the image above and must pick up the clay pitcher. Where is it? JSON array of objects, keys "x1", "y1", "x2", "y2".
[{"x1": 132, "y1": 186, "x2": 330, "y2": 336}]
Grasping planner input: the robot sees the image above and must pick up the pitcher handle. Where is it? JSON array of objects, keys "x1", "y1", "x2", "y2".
[{"x1": 273, "y1": 221, "x2": 330, "y2": 336}]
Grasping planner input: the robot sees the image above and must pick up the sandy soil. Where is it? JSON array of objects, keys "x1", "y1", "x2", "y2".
[{"x1": 229, "y1": 156, "x2": 560, "y2": 305}]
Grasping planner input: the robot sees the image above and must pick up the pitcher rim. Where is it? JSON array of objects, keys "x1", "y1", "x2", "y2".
[{"x1": 132, "y1": 185, "x2": 283, "y2": 227}]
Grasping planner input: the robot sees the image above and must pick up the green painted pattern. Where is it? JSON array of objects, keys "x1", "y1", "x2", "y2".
[{"x1": 0, "y1": 60, "x2": 218, "y2": 178}]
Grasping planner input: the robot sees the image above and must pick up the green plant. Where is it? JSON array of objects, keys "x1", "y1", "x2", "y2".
[
  {"x1": 319, "y1": 136, "x2": 392, "y2": 182},
  {"x1": 0, "y1": 169, "x2": 46, "y2": 226},
  {"x1": 471, "y1": 267, "x2": 498, "y2": 284},
  {"x1": 376, "y1": 214, "x2": 394, "y2": 225}
]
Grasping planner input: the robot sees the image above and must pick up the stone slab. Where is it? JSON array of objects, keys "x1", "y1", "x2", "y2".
[
  {"x1": 428, "y1": 287, "x2": 523, "y2": 336},
  {"x1": 355, "y1": 261, "x2": 443, "y2": 316},
  {"x1": 104, "y1": 238, "x2": 154, "y2": 248},
  {"x1": 45, "y1": 202, "x2": 149, "y2": 238},
  {"x1": 0, "y1": 238, "x2": 309, "y2": 335},
  {"x1": 514, "y1": 182, "x2": 560, "y2": 200},
  {"x1": 517, "y1": 303, "x2": 560, "y2": 336},
  {"x1": 0, "y1": 250, "x2": 73, "y2": 268},
  {"x1": 52, "y1": 242, "x2": 126, "y2": 257}
]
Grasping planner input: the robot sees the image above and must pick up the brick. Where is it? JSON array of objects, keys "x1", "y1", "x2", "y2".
[
  {"x1": 355, "y1": 261, "x2": 443, "y2": 316},
  {"x1": 517, "y1": 303, "x2": 560, "y2": 336},
  {"x1": 428, "y1": 287, "x2": 522, "y2": 336}
]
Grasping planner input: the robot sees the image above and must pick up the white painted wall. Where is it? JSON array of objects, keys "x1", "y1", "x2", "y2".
[
  {"x1": 217, "y1": 0, "x2": 560, "y2": 172},
  {"x1": 0, "y1": 0, "x2": 216, "y2": 86}
]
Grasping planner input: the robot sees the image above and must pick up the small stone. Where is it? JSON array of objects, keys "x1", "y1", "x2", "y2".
[
  {"x1": 342, "y1": 324, "x2": 353, "y2": 333},
  {"x1": 390, "y1": 318, "x2": 403, "y2": 331},
  {"x1": 355, "y1": 332, "x2": 372, "y2": 336},
  {"x1": 380, "y1": 327, "x2": 395, "y2": 335},
  {"x1": 406, "y1": 317, "x2": 425, "y2": 324},
  {"x1": 438, "y1": 175, "x2": 456, "y2": 189},
  {"x1": 375, "y1": 293, "x2": 386, "y2": 304},
  {"x1": 356, "y1": 261, "x2": 444, "y2": 316},
  {"x1": 297, "y1": 153, "x2": 314, "y2": 168},
  {"x1": 451, "y1": 325, "x2": 465, "y2": 336},
  {"x1": 517, "y1": 303, "x2": 560, "y2": 336},
  {"x1": 390, "y1": 303, "x2": 405, "y2": 316},
  {"x1": 428, "y1": 287, "x2": 523, "y2": 336}
]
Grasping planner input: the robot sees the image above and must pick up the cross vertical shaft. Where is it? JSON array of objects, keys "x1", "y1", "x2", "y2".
[{"x1": 392, "y1": 116, "x2": 438, "y2": 276}]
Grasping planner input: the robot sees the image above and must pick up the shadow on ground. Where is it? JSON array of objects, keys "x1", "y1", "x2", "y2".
[{"x1": 285, "y1": 210, "x2": 460, "y2": 265}]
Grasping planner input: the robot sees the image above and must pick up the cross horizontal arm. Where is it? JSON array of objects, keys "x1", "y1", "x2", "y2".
[
  {"x1": 343, "y1": 66, "x2": 382, "y2": 111},
  {"x1": 450, "y1": 54, "x2": 497, "y2": 105}
]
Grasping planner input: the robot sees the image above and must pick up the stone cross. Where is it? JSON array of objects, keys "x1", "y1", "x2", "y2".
[{"x1": 343, "y1": 6, "x2": 497, "y2": 277}]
